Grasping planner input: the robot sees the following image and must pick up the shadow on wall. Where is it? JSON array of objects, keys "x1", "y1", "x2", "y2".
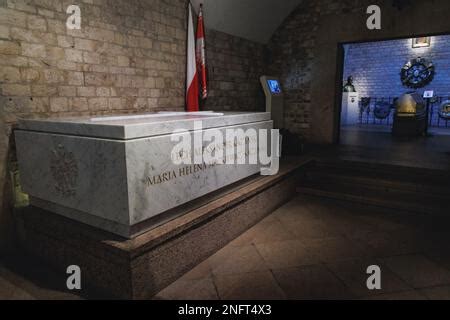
[{"x1": 0, "y1": 117, "x2": 16, "y2": 253}]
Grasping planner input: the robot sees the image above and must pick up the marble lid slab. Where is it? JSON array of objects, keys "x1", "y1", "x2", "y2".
[{"x1": 17, "y1": 111, "x2": 271, "y2": 140}]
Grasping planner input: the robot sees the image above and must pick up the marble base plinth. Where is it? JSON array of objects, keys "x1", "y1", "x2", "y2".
[{"x1": 16, "y1": 158, "x2": 307, "y2": 299}]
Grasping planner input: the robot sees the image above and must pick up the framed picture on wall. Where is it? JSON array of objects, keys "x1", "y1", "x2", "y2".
[{"x1": 412, "y1": 37, "x2": 431, "y2": 48}]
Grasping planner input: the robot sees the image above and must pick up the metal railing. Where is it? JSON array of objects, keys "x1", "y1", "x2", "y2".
[{"x1": 358, "y1": 97, "x2": 450, "y2": 128}]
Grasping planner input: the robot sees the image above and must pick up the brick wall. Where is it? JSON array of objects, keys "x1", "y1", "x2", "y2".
[
  {"x1": 0, "y1": 0, "x2": 267, "y2": 251},
  {"x1": 267, "y1": 0, "x2": 368, "y2": 139},
  {"x1": 204, "y1": 29, "x2": 266, "y2": 112},
  {"x1": 0, "y1": 0, "x2": 188, "y2": 126},
  {"x1": 344, "y1": 35, "x2": 450, "y2": 99}
]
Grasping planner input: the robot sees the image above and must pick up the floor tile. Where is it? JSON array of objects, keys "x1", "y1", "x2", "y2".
[
  {"x1": 211, "y1": 245, "x2": 269, "y2": 276},
  {"x1": 9, "y1": 289, "x2": 36, "y2": 300},
  {"x1": 155, "y1": 276, "x2": 219, "y2": 300},
  {"x1": 326, "y1": 258, "x2": 411, "y2": 297},
  {"x1": 418, "y1": 232, "x2": 450, "y2": 254},
  {"x1": 255, "y1": 240, "x2": 319, "y2": 269},
  {"x1": 354, "y1": 213, "x2": 411, "y2": 232},
  {"x1": 272, "y1": 265, "x2": 354, "y2": 300},
  {"x1": 226, "y1": 233, "x2": 254, "y2": 247},
  {"x1": 279, "y1": 218, "x2": 344, "y2": 242},
  {"x1": 361, "y1": 290, "x2": 427, "y2": 300},
  {"x1": 248, "y1": 219, "x2": 297, "y2": 245},
  {"x1": 425, "y1": 251, "x2": 450, "y2": 272},
  {"x1": 381, "y1": 254, "x2": 450, "y2": 288},
  {"x1": 206, "y1": 242, "x2": 244, "y2": 270},
  {"x1": 0, "y1": 262, "x2": 81, "y2": 300},
  {"x1": 419, "y1": 286, "x2": 450, "y2": 300},
  {"x1": 270, "y1": 197, "x2": 315, "y2": 223},
  {"x1": 181, "y1": 259, "x2": 213, "y2": 281},
  {"x1": 347, "y1": 230, "x2": 421, "y2": 257},
  {"x1": 300, "y1": 236, "x2": 373, "y2": 263},
  {"x1": 214, "y1": 271, "x2": 286, "y2": 300},
  {"x1": 0, "y1": 276, "x2": 33, "y2": 300}
]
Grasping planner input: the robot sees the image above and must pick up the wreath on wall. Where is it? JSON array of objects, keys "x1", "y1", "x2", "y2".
[
  {"x1": 439, "y1": 100, "x2": 450, "y2": 120},
  {"x1": 400, "y1": 57, "x2": 435, "y2": 89}
]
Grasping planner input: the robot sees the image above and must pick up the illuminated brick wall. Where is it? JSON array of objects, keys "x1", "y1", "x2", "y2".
[{"x1": 343, "y1": 35, "x2": 450, "y2": 99}]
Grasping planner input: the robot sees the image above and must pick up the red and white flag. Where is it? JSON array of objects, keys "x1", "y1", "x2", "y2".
[
  {"x1": 186, "y1": 3, "x2": 199, "y2": 112},
  {"x1": 196, "y1": 4, "x2": 208, "y2": 100}
]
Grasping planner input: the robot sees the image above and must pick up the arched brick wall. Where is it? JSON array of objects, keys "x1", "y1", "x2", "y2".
[{"x1": 268, "y1": 0, "x2": 450, "y2": 143}]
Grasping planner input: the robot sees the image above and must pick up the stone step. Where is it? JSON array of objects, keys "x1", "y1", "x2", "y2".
[
  {"x1": 304, "y1": 170, "x2": 450, "y2": 197},
  {"x1": 299, "y1": 157, "x2": 450, "y2": 214},
  {"x1": 313, "y1": 159, "x2": 450, "y2": 185},
  {"x1": 306, "y1": 158, "x2": 450, "y2": 195},
  {"x1": 299, "y1": 176, "x2": 448, "y2": 203},
  {"x1": 296, "y1": 182, "x2": 448, "y2": 216}
]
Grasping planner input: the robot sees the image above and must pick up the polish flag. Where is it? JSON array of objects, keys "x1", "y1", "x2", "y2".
[
  {"x1": 196, "y1": 4, "x2": 208, "y2": 100},
  {"x1": 186, "y1": 3, "x2": 199, "y2": 112}
]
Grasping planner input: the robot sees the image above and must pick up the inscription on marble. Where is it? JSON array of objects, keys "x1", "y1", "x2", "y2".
[
  {"x1": 144, "y1": 135, "x2": 257, "y2": 188},
  {"x1": 143, "y1": 163, "x2": 217, "y2": 187}
]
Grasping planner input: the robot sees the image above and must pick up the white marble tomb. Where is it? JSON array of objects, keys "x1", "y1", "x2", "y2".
[{"x1": 15, "y1": 112, "x2": 273, "y2": 238}]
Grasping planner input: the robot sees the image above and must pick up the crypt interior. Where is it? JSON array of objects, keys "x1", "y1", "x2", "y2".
[{"x1": 1, "y1": 0, "x2": 450, "y2": 300}]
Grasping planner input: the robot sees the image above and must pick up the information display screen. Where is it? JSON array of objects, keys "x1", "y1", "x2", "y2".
[{"x1": 267, "y1": 79, "x2": 282, "y2": 95}]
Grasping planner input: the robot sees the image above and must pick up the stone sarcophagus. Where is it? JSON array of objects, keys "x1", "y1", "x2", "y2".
[{"x1": 15, "y1": 112, "x2": 273, "y2": 238}]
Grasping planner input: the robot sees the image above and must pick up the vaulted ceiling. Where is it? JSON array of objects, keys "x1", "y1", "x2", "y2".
[{"x1": 190, "y1": 0, "x2": 303, "y2": 44}]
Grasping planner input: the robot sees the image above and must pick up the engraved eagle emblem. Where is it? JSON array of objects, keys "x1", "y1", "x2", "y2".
[{"x1": 50, "y1": 144, "x2": 78, "y2": 197}]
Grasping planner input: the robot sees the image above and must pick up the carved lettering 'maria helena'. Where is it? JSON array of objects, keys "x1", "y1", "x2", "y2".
[{"x1": 144, "y1": 163, "x2": 216, "y2": 187}]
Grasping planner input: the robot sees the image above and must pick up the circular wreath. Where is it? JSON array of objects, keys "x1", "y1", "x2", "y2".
[
  {"x1": 439, "y1": 100, "x2": 450, "y2": 120},
  {"x1": 373, "y1": 101, "x2": 392, "y2": 119},
  {"x1": 400, "y1": 57, "x2": 435, "y2": 89}
]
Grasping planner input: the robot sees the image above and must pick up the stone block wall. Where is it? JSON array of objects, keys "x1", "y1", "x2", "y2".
[
  {"x1": 344, "y1": 35, "x2": 450, "y2": 99},
  {"x1": 204, "y1": 29, "x2": 266, "y2": 112},
  {"x1": 0, "y1": 0, "x2": 187, "y2": 126}
]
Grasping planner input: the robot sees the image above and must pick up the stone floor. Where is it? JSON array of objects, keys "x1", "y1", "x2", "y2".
[
  {"x1": 0, "y1": 255, "x2": 81, "y2": 300},
  {"x1": 2, "y1": 194, "x2": 450, "y2": 300},
  {"x1": 155, "y1": 194, "x2": 450, "y2": 300},
  {"x1": 335, "y1": 126, "x2": 450, "y2": 171}
]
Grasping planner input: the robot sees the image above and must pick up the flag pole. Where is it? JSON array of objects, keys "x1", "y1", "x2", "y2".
[
  {"x1": 186, "y1": 1, "x2": 199, "y2": 112},
  {"x1": 196, "y1": 2, "x2": 208, "y2": 110}
]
